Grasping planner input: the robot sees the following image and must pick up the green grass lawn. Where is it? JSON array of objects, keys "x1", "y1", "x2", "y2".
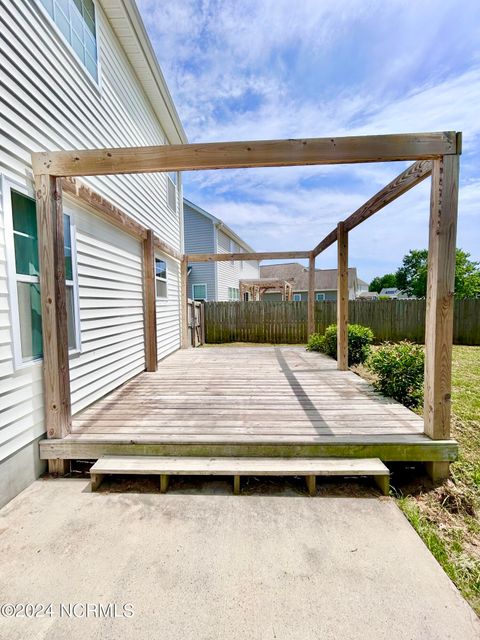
[{"x1": 397, "y1": 346, "x2": 480, "y2": 615}]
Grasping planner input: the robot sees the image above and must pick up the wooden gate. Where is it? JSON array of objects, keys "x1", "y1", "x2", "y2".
[{"x1": 188, "y1": 299, "x2": 205, "y2": 347}]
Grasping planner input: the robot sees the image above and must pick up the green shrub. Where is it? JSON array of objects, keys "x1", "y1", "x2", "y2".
[
  {"x1": 367, "y1": 341, "x2": 424, "y2": 408},
  {"x1": 306, "y1": 333, "x2": 326, "y2": 353},
  {"x1": 307, "y1": 323, "x2": 374, "y2": 366}
]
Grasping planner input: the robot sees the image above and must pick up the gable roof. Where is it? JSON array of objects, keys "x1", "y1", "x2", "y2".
[
  {"x1": 259, "y1": 263, "x2": 358, "y2": 291},
  {"x1": 183, "y1": 198, "x2": 255, "y2": 253},
  {"x1": 101, "y1": 0, "x2": 187, "y2": 144}
]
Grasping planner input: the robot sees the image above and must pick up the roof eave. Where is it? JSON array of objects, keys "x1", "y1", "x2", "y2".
[{"x1": 102, "y1": 0, "x2": 187, "y2": 145}]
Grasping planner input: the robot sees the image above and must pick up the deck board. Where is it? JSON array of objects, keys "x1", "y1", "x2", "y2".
[
  {"x1": 70, "y1": 346, "x2": 425, "y2": 439},
  {"x1": 37, "y1": 346, "x2": 456, "y2": 462}
]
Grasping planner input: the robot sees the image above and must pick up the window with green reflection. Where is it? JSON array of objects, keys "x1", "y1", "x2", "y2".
[{"x1": 11, "y1": 191, "x2": 79, "y2": 362}]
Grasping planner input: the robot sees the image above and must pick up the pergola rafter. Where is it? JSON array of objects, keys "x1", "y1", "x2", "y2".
[{"x1": 31, "y1": 131, "x2": 461, "y2": 480}]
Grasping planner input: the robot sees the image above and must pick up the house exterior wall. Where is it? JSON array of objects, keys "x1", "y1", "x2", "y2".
[
  {"x1": 263, "y1": 290, "x2": 352, "y2": 301},
  {"x1": 216, "y1": 229, "x2": 259, "y2": 301},
  {"x1": 183, "y1": 202, "x2": 216, "y2": 300},
  {"x1": 0, "y1": 0, "x2": 183, "y2": 506}
]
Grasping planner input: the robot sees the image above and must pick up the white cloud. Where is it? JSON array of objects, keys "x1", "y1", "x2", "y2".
[{"x1": 138, "y1": 0, "x2": 480, "y2": 280}]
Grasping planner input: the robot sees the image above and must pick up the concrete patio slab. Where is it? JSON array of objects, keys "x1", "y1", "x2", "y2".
[{"x1": 0, "y1": 478, "x2": 478, "y2": 640}]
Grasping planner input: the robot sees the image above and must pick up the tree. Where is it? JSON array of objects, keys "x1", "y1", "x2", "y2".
[
  {"x1": 369, "y1": 273, "x2": 396, "y2": 293},
  {"x1": 395, "y1": 250, "x2": 428, "y2": 297},
  {"x1": 395, "y1": 249, "x2": 480, "y2": 298}
]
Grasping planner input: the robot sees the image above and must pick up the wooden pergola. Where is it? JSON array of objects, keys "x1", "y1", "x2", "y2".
[
  {"x1": 239, "y1": 278, "x2": 293, "y2": 301},
  {"x1": 32, "y1": 131, "x2": 460, "y2": 479}
]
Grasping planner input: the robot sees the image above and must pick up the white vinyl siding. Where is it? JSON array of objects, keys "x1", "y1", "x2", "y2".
[
  {"x1": 156, "y1": 254, "x2": 180, "y2": 362},
  {"x1": 1, "y1": 0, "x2": 182, "y2": 250},
  {"x1": 0, "y1": 0, "x2": 184, "y2": 480},
  {"x1": 216, "y1": 230, "x2": 259, "y2": 302},
  {"x1": 67, "y1": 201, "x2": 145, "y2": 414}
]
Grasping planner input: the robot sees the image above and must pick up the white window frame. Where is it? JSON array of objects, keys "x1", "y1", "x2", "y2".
[
  {"x1": 64, "y1": 211, "x2": 82, "y2": 354},
  {"x1": 292, "y1": 293, "x2": 302, "y2": 302},
  {"x1": 167, "y1": 172, "x2": 177, "y2": 212},
  {"x1": 35, "y1": 0, "x2": 102, "y2": 89},
  {"x1": 3, "y1": 177, "x2": 81, "y2": 370},
  {"x1": 155, "y1": 257, "x2": 168, "y2": 300},
  {"x1": 315, "y1": 292, "x2": 326, "y2": 301},
  {"x1": 192, "y1": 283, "x2": 207, "y2": 301}
]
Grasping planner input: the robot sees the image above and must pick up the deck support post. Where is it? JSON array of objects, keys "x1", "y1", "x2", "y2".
[
  {"x1": 233, "y1": 475, "x2": 241, "y2": 495},
  {"x1": 424, "y1": 153, "x2": 460, "y2": 443},
  {"x1": 34, "y1": 174, "x2": 71, "y2": 475},
  {"x1": 305, "y1": 475, "x2": 316, "y2": 496},
  {"x1": 142, "y1": 229, "x2": 157, "y2": 371},
  {"x1": 337, "y1": 222, "x2": 348, "y2": 370},
  {"x1": 307, "y1": 253, "x2": 315, "y2": 337},
  {"x1": 180, "y1": 257, "x2": 189, "y2": 348}
]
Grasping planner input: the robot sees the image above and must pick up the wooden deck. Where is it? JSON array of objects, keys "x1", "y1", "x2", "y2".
[{"x1": 40, "y1": 346, "x2": 457, "y2": 462}]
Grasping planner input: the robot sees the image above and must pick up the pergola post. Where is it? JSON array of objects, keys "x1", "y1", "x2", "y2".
[
  {"x1": 142, "y1": 229, "x2": 157, "y2": 371},
  {"x1": 424, "y1": 154, "x2": 459, "y2": 478},
  {"x1": 34, "y1": 174, "x2": 71, "y2": 474},
  {"x1": 337, "y1": 222, "x2": 348, "y2": 370},
  {"x1": 180, "y1": 256, "x2": 189, "y2": 348},
  {"x1": 307, "y1": 253, "x2": 315, "y2": 336}
]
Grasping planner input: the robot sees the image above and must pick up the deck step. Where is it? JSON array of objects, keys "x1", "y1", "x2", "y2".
[{"x1": 89, "y1": 456, "x2": 390, "y2": 496}]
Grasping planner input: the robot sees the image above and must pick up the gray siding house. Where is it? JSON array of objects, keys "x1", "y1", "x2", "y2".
[
  {"x1": 184, "y1": 199, "x2": 259, "y2": 301},
  {"x1": 260, "y1": 263, "x2": 361, "y2": 301}
]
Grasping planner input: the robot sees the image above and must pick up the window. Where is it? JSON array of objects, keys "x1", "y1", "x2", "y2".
[
  {"x1": 228, "y1": 287, "x2": 239, "y2": 301},
  {"x1": 38, "y1": 0, "x2": 98, "y2": 80},
  {"x1": 8, "y1": 189, "x2": 80, "y2": 365},
  {"x1": 292, "y1": 293, "x2": 302, "y2": 301},
  {"x1": 167, "y1": 173, "x2": 177, "y2": 211},
  {"x1": 155, "y1": 258, "x2": 167, "y2": 298},
  {"x1": 64, "y1": 213, "x2": 81, "y2": 351},
  {"x1": 192, "y1": 283, "x2": 207, "y2": 301},
  {"x1": 315, "y1": 292, "x2": 326, "y2": 301}
]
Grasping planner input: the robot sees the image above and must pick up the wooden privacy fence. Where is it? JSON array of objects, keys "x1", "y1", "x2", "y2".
[{"x1": 204, "y1": 299, "x2": 480, "y2": 345}]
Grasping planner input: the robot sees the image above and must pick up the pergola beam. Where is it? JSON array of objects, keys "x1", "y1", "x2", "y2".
[
  {"x1": 61, "y1": 177, "x2": 182, "y2": 261},
  {"x1": 32, "y1": 132, "x2": 457, "y2": 177},
  {"x1": 186, "y1": 251, "x2": 310, "y2": 262},
  {"x1": 312, "y1": 159, "x2": 433, "y2": 257}
]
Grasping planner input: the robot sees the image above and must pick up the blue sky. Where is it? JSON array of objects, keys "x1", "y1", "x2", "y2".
[{"x1": 138, "y1": 0, "x2": 480, "y2": 282}]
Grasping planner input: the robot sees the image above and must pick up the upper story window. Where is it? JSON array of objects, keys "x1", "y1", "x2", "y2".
[
  {"x1": 39, "y1": 0, "x2": 98, "y2": 80},
  {"x1": 292, "y1": 293, "x2": 302, "y2": 302},
  {"x1": 315, "y1": 292, "x2": 326, "y2": 301}
]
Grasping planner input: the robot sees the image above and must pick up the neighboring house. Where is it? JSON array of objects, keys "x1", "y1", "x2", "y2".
[
  {"x1": 379, "y1": 287, "x2": 410, "y2": 299},
  {"x1": 0, "y1": 0, "x2": 187, "y2": 506},
  {"x1": 259, "y1": 263, "x2": 362, "y2": 301},
  {"x1": 358, "y1": 291, "x2": 380, "y2": 301},
  {"x1": 184, "y1": 199, "x2": 259, "y2": 301},
  {"x1": 357, "y1": 278, "x2": 369, "y2": 295}
]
